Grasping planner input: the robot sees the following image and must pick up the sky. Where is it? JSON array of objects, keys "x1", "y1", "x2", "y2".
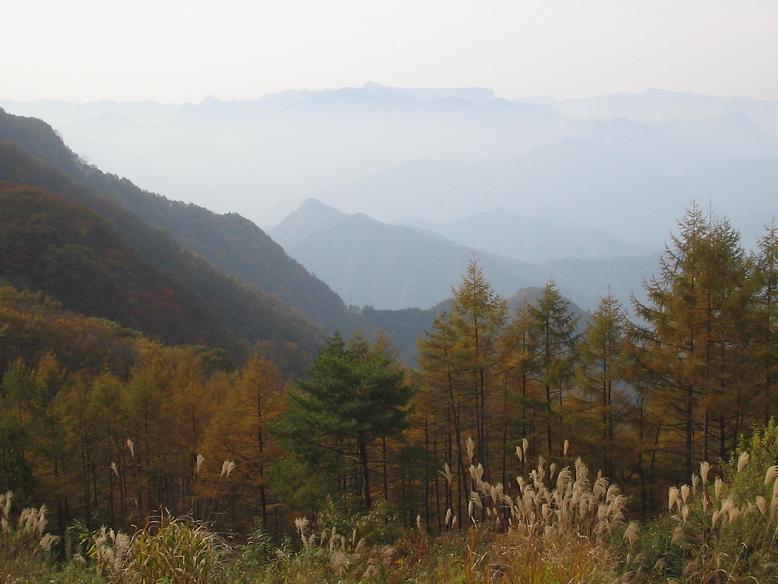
[{"x1": 2, "y1": 0, "x2": 778, "y2": 103}]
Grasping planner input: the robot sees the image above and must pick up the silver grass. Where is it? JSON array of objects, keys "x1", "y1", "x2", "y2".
[
  {"x1": 466, "y1": 437, "x2": 475, "y2": 464},
  {"x1": 765, "y1": 465, "x2": 778, "y2": 487},
  {"x1": 737, "y1": 451, "x2": 749, "y2": 474},
  {"x1": 700, "y1": 461, "x2": 711, "y2": 484},
  {"x1": 624, "y1": 521, "x2": 639, "y2": 546}
]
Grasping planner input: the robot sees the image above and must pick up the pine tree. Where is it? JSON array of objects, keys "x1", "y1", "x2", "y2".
[{"x1": 273, "y1": 333, "x2": 411, "y2": 509}]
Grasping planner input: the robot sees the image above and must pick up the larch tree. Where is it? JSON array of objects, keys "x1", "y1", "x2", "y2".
[
  {"x1": 631, "y1": 205, "x2": 756, "y2": 483},
  {"x1": 527, "y1": 280, "x2": 578, "y2": 458},
  {"x1": 754, "y1": 222, "x2": 778, "y2": 425},
  {"x1": 502, "y1": 304, "x2": 540, "y2": 476},
  {"x1": 631, "y1": 205, "x2": 710, "y2": 483},
  {"x1": 417, "y1": 311, "x2": 468, "y2": 527},
  {"x1": 199, "y1": 351, "x2": 284, "y2": 526},
  {"x1": 448, "y1": 257, "x2": 508, "y2": 479},
  {"x1": 574, "y1": 294, "x2": 627, "y2": 478}
]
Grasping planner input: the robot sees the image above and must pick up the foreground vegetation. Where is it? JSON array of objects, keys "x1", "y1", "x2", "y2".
[{"x1": 3, "y1": 424, "x2": 777, "y2": 582}]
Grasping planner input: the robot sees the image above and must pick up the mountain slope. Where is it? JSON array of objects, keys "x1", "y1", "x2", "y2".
[
  {"x1": 272, "y1": 199, "x2": 658, "y2": 311},
  {"x1": 272, "y1": 199, "x2": 531, "y2": 309},
  {"x1": 0, "y1": 183, "x2": 234, "y2": 347},
  {"x1": 0, "y1": 138, "x2": 320, "y2": 356},
  {"x1": 0, "y1": 107, "x2": 357, "y2": 333}
]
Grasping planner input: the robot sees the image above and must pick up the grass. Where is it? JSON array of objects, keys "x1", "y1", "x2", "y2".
[{"x1": 2, "y1": 429, "x2": 777, "y2": 583}]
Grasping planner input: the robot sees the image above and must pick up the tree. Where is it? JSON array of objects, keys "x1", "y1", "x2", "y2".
[
  {"x1": 0, "y1": 359, "x2": 36, "y2": 496},
  {"x1": 754, "y1": 222, "x2": 778, "y2": 425},
  {"x1": 527, "y1": 281, "x2": 578, "y2": 458},
  {"x1": 574, "y1": 294, "x2": 627, "y2": 477},
  {"x1": 200, "y1": 352, "x2": 283, "y2": 525},
  {"x1": 631, "y1": 205, "x2": 755, "y2": 483},
  {"x1": 448, "y1": 258, "x2": 508, "y2": 478},
  {"x1": 273, "y1": 333, "x2": 411, "y2": 509},
  {"x1": 417, "y1": 312, "x2": 468, "y2": 526}
]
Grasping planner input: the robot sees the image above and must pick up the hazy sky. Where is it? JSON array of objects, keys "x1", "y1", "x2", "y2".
[{"x1": 3, "y1": 0, "x2": 778, "y2": 103}]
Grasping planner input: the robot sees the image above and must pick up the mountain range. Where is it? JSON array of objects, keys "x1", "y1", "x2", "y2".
[
  {"x1": 4, "y1": 88, "x2": 766, "y2": 365},
  {"x1": 3, "y1": 85, "x2": 777, "y2": 247},
  {"x1": 271, "y1": 199, "x2": 659, "y2": 311},
  {"x1": 319, "y1": 114, "x2": 778, "y2": 246},
  {"x1": 3, "y1": 107, "x2": 603, "y2": 364}
]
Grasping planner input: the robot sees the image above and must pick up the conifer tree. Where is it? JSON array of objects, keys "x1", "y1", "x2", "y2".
[
  {"x1": 448, "y1": 258, "x2": 508, "y2": 478},
  {"x1": 417, "y1": 312, "x2": 468, "y2": 525},
  {"x1": 527, "y1": 281, "x2": 578, "y2": 457},
  {"x1": 632, "y1": 205, "x2": 710, "y2": 482},
  {"x1": 502, "y1": 305, "x2": 539, "y2": 472},
  {"x1": 574, "y1": 294, "x2": 626, "y2": 477},
  {"x1": 755, "y1": 222, "x2": 778, "y2": 425},
  {"x1": 631, "y1": 205, "x2": 755, "y2": 482},
  {"x1": 200, "y1": 352, "x2": 283, "y2": 525},
  {"x1": 273, "y1": 333, "x2": 411, "y2": 509}
]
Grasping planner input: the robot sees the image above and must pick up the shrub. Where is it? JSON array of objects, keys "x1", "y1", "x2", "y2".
[
  {"x1": 633, "y1": 422, "x2": 778, "y2": 582},
  {"x1": 88, "y1": 509, "x2": 228, "y2": 583}
]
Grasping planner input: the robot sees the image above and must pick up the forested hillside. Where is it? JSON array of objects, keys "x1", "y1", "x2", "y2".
[
  {"x1": 0, "y1": 136, "x2": 322, "y2": 361},
  {"x1": 0, "y1": 108, "x2": 359, "y2": 333},
  {"x1": 0, "y1": 184, "x2": 233, "y2": 348}
]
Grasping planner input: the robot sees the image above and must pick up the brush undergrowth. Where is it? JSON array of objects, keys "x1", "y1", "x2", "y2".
[
  {"x1": 0, "y1": 490, "x2": 59, "y2": 583},
  {"x1": 2, "y1": 427, "x2": 777, "y2": 583}
]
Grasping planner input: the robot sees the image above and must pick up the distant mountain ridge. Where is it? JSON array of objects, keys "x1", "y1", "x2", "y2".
[
  {"x1": 4, "y1": 86, "x2": 777, "y2": 235},
  {"x1": 0, "y1": 84, "x2": 581, "y2": 224},
  {"x1": 272, "y1": 199, "x2": 659, "y2": 311},
  {"x1": 544, "y1": 89, "x2": 778, "y2": 138},
  {"x1": 322, "y1": 115, "x2": 778, "y2": 246},
  {"x1": 397, "y1": 208, "x2": 657, "y2": 262}
]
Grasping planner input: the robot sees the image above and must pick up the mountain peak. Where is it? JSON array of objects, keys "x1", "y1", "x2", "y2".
[{"x1": 299, "y1": 197, "x2": 339, "y2": 212}]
